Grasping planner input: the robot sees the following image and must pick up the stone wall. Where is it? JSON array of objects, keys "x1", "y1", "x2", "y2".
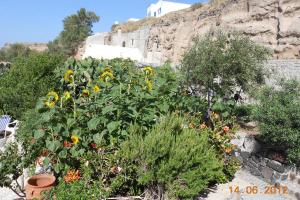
[
  {"x1": 266, "y1": 59, "x2": 300, "y2": 85},
  {"x1": 232, "y1": 130, "x2": 300, "y2": 199}
]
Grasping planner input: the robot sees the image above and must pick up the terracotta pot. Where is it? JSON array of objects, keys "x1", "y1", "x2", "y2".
[{"x1": 25, "y1": 174, "x2": 56, "y2": 200}]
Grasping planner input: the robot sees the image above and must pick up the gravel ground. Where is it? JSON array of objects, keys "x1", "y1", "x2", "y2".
[
  {"x1": 0, "y1": 187, "x2": 21, "y2": 200},
  {"x1": 199, "y1": 169, "x2": 296, "y2": 200}
]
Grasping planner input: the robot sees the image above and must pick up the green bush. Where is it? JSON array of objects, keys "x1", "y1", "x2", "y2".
[
  {"x1": 254, "y1": 80, "x2": 300, "y2": 163},
  {"x1": 120, "y1": 114, "x2": 226, "y2": 199},
  {"x1": 0, "y1": 43, "x2": 33, "y2": 62},
  {"x1": 181, "y1": 30, "x2": 270, "y2": 110},
  {"x1": 0, "y1": 52, "x2": 64, "y2": 118}
]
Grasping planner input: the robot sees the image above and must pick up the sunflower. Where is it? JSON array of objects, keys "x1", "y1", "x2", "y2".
[
  {"x1": 71, "y1": 135, "x2": 79, "y2": 144},
  {"x1": 45, "y1": 91, "x2": 59, "y2": 108},
  {"x1": 100, "y1": 71, "x2": 114, "y2": 82},
  {"x1": 104, "y1": 67, "x2": 113, "y2": 74},
  {"x1": 145, "y1": 79, "x2": 153, "y2": 91},
  {"x1": 143, "y1": 66, "x2": 154, "y2": 76},
  {"x1": 64, "y1": 69, "x2": 74, "y2": 83},
  {"x1": 93, "y1": 85, "x2": 100, "y2": 93},
  {"x1": 63, "y1": 91, "x2": 71, "y2": 100},
  {"x1": 82, "y1": 89, "x2": 90, "y2": 97}
]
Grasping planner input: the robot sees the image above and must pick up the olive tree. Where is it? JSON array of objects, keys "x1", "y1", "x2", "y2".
[{"x1": 180, "y1": 30, "x2": 271, "y2": 112}]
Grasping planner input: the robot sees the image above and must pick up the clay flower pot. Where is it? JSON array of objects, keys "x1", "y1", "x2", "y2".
[{"x1": 25, "y1": 174, "x2": 56, "y2": 200}]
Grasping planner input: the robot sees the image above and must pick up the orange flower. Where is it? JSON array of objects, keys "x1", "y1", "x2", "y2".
[
  {"x1": 90, "y1": 143, "x2": 97, "y2": 149},
  {"x1": 64, "y1": 170, "x2": 80, "y2": 183},
  {"x1": 223, "y1": 126, "x2": 230, "y2": 133},
  {"x1": 63, "y1": 141, "x2": 72, "y2": 148},
  {"x1": 189, "y1": 123, "x2": 195, "y2": 129},
  {"x1": 225, "y1": 147, "x2": 233, "y2": 154},
  {"x1": 200, "y1": 123, "x2": 207, "y2": 129}
]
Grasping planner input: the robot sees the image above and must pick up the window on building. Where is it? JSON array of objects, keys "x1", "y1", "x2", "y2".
[
  {"x1": 122, "y1": 41, "x2": 126, "y2": 47},
  {"x1": 131, "y1": 39, "x2": 134, "y2": 46},
  {"x1": 158, "y1": 8, "x2": 161, "y2": 15},
  {"x1": 154, "y1": 11, "x2": 156, "y2": 17}
]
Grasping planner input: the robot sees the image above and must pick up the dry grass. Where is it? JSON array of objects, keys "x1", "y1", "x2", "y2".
[
  {"x1": 209, "y1": 0, "x2": 230, "y2": 9},
  {"x1": 191, "y1": 2, "x2": 204, "y2": 11}
]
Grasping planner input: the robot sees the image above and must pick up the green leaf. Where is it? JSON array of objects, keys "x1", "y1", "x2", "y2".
[
  {"x1": 67, "y1": 118, "x2": 76, "y2": 128},
  {"x1": 54, "y1": 164, "x2": 61, "y2": 174},
  {"x1": 43, "y1": 157, "x2": 50, "y2": 166},
  {"x1": 107, "y1": 121, "x2": 121, "y2": 133},
  {"x1": 102, "y1": 106, "x2": 116, "y2": 115},
  {"x1": 34, "y1": 130, "x2": 45, "y2": 140},
  {"x1": 87, "y1": 118, "x2": 100, "y2": 130},
  {"x1": 58, "y1": 150, "x2": 67, "y2": 158}
]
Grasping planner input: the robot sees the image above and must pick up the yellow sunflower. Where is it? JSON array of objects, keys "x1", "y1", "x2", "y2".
[
  {"x1": 82, "y1": 89, "x2": 90, "y2": 97},
  {"x1": 100, "y1": 71, "x2": 114, "y2": 82},
  {"x1": 93, "y1": 85, "x2": 100, "y2": 93},
  {"x1": 45, "y1": 91, "x2": 59, "y2": 108},
  {"x1": 104, "y1": 67, "x2": 113, "y2": 74},
  {"x1": 63, "y1": 91, "x2": 71, "y2": 100},
  {"x1": 145, "y1": 79, "x2": 153, "y2": 91},
  {"x1": 143, "y1": 66, "x2": 154, "y2": 76},
  {"x1": 71, "y1": 135, "x2": 79, "y2": 144},
  {"x1": 64, "y1": 70, "x2": 74, "y2": 83}
]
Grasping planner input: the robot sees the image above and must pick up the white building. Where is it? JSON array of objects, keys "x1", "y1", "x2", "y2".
[{"x1": 147, "y1": 0, "x2": 191, "y2": 18}]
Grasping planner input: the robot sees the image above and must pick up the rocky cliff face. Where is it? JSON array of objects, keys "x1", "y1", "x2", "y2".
[{"x1": 146, "y1": 0, "x2": 300, "y2": 64}]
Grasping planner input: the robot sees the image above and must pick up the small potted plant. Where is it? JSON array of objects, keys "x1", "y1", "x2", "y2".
[{"x1": 25, "y1": 173, "x2": 55, "y2": 200}]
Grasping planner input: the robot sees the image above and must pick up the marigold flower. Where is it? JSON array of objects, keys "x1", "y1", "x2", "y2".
[
  {"x1": 143, "y1": 66, "x2": 154, "y2": 76},
  {"x1": 100, "y1": 71, "x2": 114, "y2": 82},
  {"x1": 145, "y1": 79, "x2": 153, "y2": 91},
  {"x1": 71, "y1": 135, "x2": 79, "y2": 144},
  {"x1": 64, "y1": 69, "x2": 74, "y2": 83},
  {"x1": 64, "y1": 170, "x2": 80, "y2": 183},
  {"x1": 93, "y1": 85, "x2": 100, "y2": 93},
  {"x1": 225, "y1": 147, "x2": 233, "y2": 154},
  {"x1": 82, "y1": 89, "x2": 90, "y2": 97},
  {"x1": 200, "y1": 123, "x2": 207, "y2": 129},
  {"x1": 45, "y1": 91, "x2": 59, "y2": 108},
  {"x1": 63, "y1": 141, "x2": 72, "y2": 148},
  {"x1": 223, "y1": 126, "x2": 230, "y2": 133}
]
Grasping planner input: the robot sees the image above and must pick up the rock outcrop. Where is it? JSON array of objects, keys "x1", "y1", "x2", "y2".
[{"x1": 146, "y1": 0, "x2": 300, "y2": 64}]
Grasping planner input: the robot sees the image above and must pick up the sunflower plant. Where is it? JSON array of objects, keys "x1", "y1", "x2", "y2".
[{"x1": 26, "y1": 57, "x2": 206, "y2": 180}]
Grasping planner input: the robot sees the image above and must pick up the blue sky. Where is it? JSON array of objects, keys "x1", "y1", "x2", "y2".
[{"x1": 0, "y1": 0, "x2": 206, "y2": 47}]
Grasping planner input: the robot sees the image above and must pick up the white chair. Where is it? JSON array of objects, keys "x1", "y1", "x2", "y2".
[
  {"x1": 0, "y1": 115, "x2": 11, "y2": 148},
  {"x1": 4, "y1": 120, "x2": 20, "y2": 144}
]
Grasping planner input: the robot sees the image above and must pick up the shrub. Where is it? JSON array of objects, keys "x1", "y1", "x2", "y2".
[
  {"x1": 0, "y1": 52, "x2": 64, "y2": 118},
  {"x1": 120, "y1": 114, "x2": 226, "y2": 199},
  {"x1": 0, "y1": 43, "x2": 33, "y2": 62},
  {"x1": 181, "y1": 30, "x2": 270, "y2": 110},
  {"x1": 253, "y1": 80, "x2": 300, "y2": 163}
]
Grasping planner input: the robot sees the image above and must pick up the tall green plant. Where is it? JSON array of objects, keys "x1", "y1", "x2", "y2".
[
  {"x1": 181, "y1": 30, "x2": 270, "y2": 111},
  {"x1": 120, "y1": 114, "x2": 226, "y2": 199},
  {"x1": 0, "y1": 52, "x2": 64, "y2": 118},
  {"x1": 253, "y1": 80, "x2": 300, "y2": 163},
  {"x1": 48, "y1": 8, "x2": 99, "y2": 56}
]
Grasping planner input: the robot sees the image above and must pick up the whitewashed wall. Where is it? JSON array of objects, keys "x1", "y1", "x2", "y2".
[{"x1": 147, "y1": 0, "x2": 190, "y2": 18}]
